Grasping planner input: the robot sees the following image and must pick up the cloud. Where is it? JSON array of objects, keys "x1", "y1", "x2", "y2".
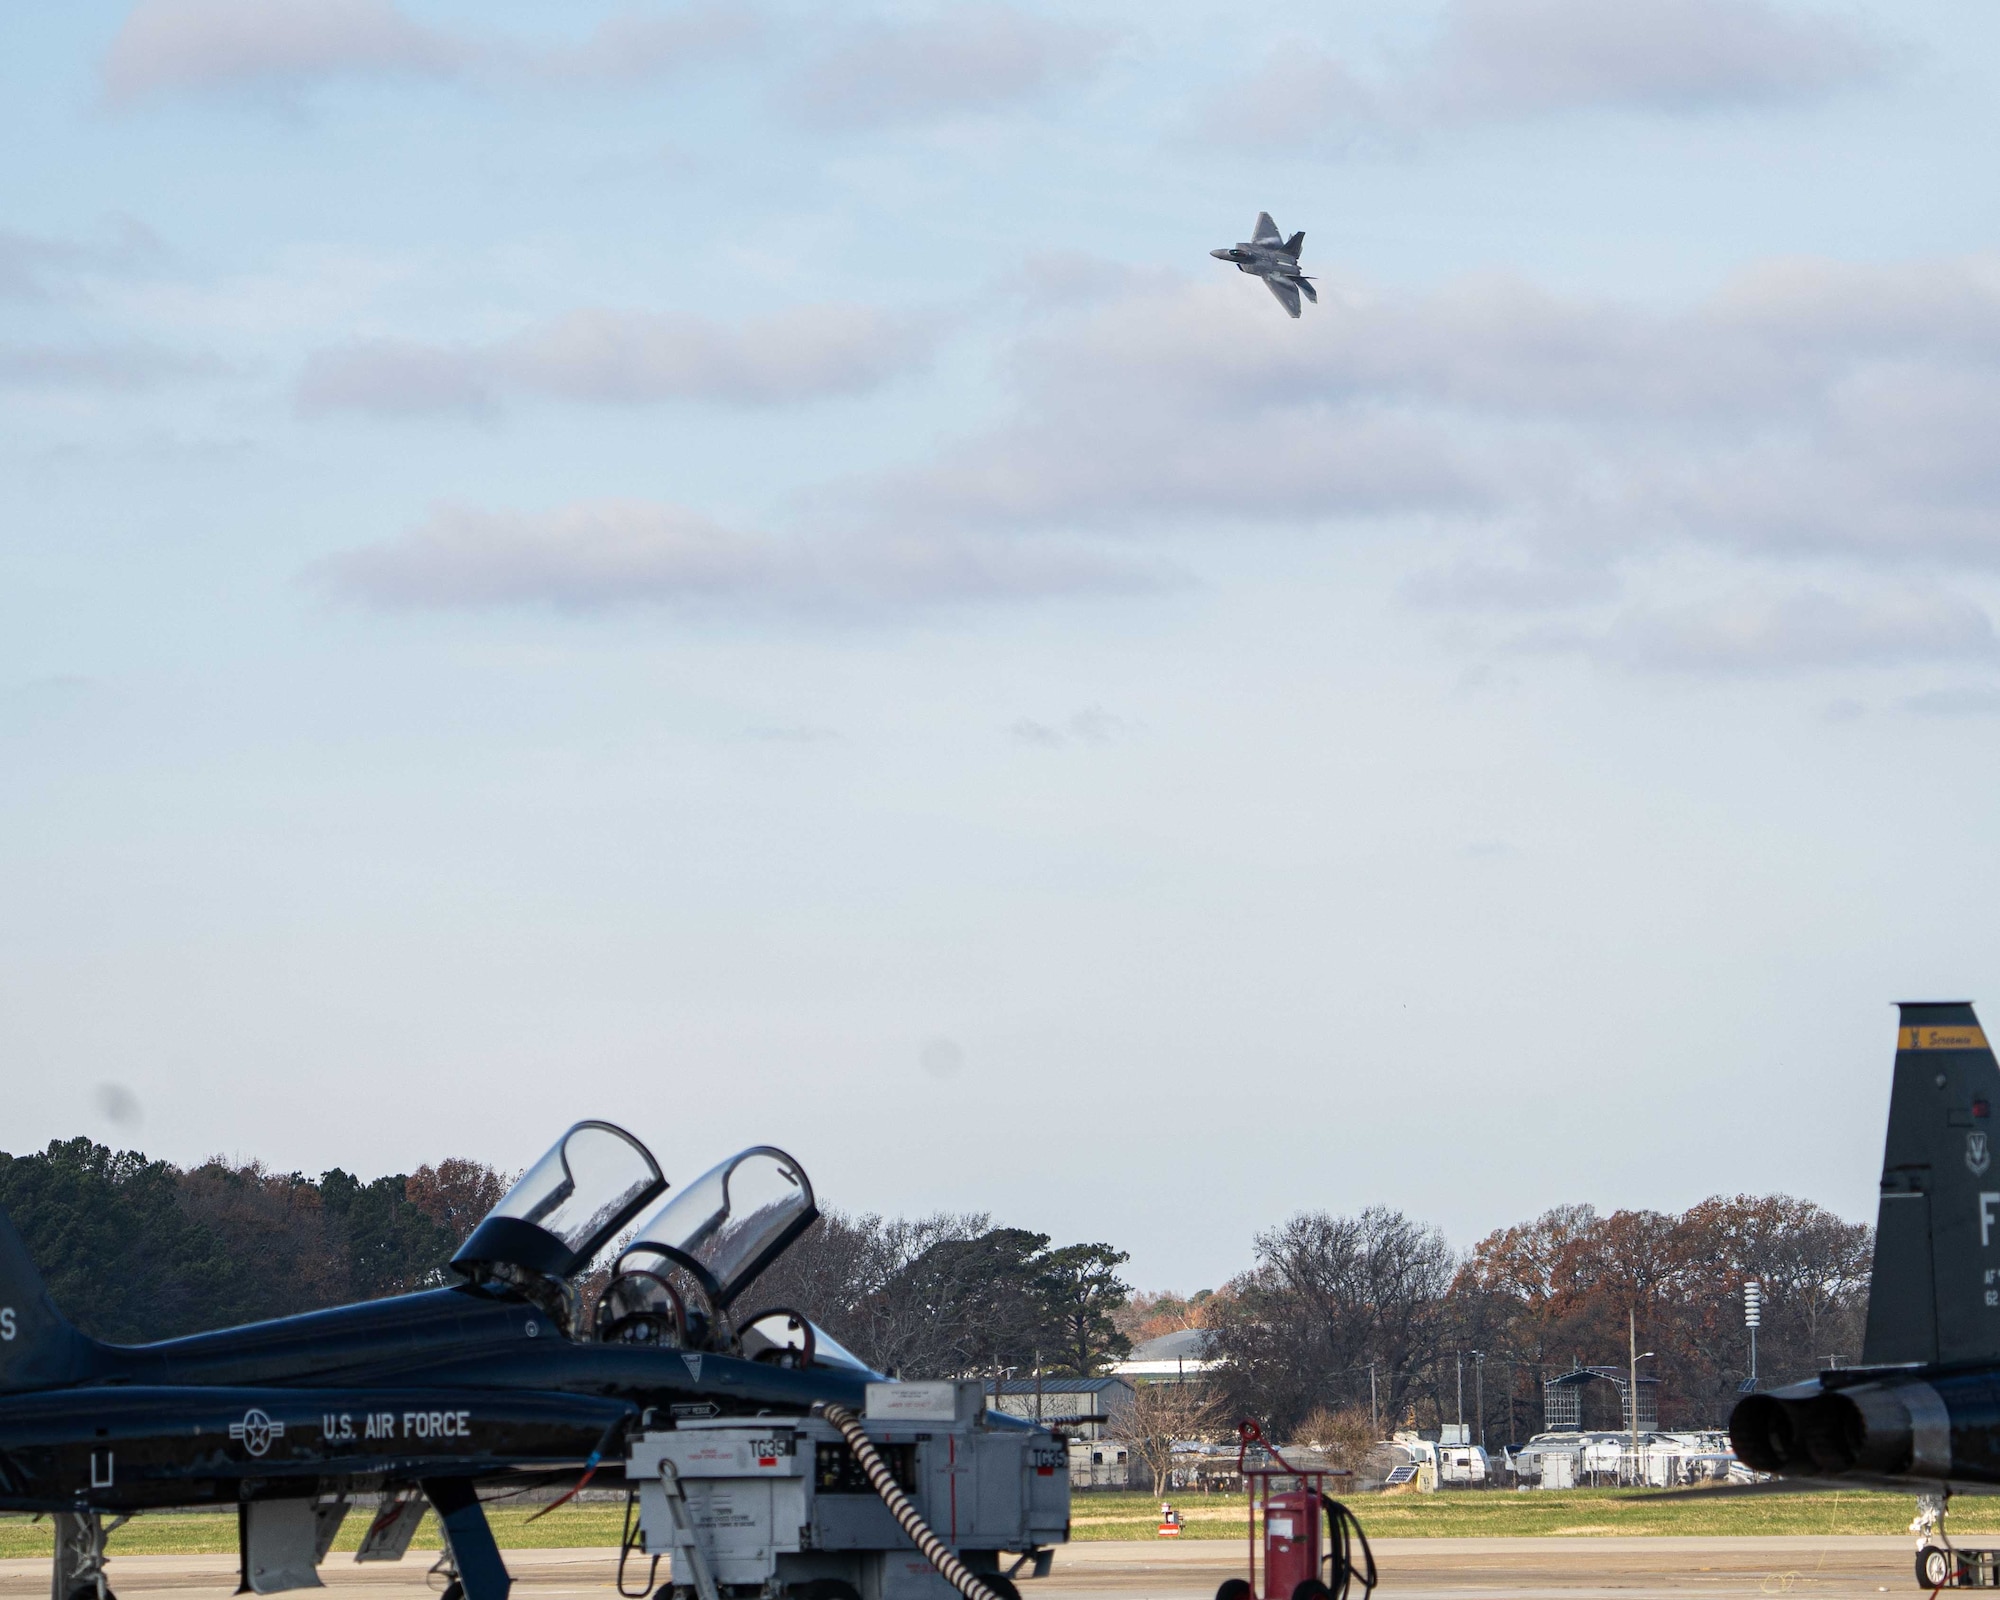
[
  {"x1": 103, "y1": 0, "x2": 461, "y2": 104},
  {"x1": 791, "y1": 5, "x2": 1114, "y2": 129},
  {"x1": 313, "y1": 499, "x2": 1166, "y2": 615},
  {"x1": 1207, "y1": 0, "x2": 1889, "y2": 144},
  {"x1": 1433, "y1": 0, "x2": 1890, "y2": 116},
  {"x1": 0, "y1": 218, "x2": 165, "y2": 301},
  {"x1": 295, "y1": 338, "x2": 495, "y2": 416},
  {"x1": 808, "y1": 253, "x2": 2000, "y2": 673},
  {"x1": 101, "y1": 0, "x2": 754, "y2": 105},
  {"x1": 844, "y1": 258, "x2": 2000, "y2": 566},
  {"x1": 297, "y1": 304, "x2": 935, "y2": 415},
  {"x1": 508, "y1": 7, "x2": 756, "y2": 86},
  {"x1": 0, "y1": 341, "x2": 215, "y2": 391},
  {"x1": 1582, "y1": 588, "x2": 1999, "y2": 675}
]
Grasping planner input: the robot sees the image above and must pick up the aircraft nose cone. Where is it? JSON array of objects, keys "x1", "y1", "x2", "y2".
[{"x1": 1210, "y1": 249, "x2": 1231, "y2": 259}]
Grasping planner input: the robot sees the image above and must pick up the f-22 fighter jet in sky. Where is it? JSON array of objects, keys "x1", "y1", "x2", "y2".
[{"x1": 1211, "y1": 212, "x2": 1316, "y2": 318}]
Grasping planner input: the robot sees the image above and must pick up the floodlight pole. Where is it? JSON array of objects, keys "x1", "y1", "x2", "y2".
[
  {"x1": 1628, "y1": 1309, "x2": 1638, "y2": 1474},
  {"x1": 1368, "y1": 1361, "x2": 1378, "y2": 1438}
]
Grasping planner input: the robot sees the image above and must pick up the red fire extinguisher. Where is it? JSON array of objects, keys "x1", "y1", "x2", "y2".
[{"x1": 1214, "y1": 1421, "x2": 1376, "y2": 1600}]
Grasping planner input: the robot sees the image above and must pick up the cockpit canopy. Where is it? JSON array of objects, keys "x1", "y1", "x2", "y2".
[
  {"x1": 615, "y1": 1146, "x2": 816, "y2": 1310},
  {"x1": 451, "y1": 1120, "x2": 666, "y2": 1282},
  {"x1": 449, "y1": 1128, "x2": 845, "y2": 1364}
]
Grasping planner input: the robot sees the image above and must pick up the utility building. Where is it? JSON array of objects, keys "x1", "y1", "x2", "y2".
[{"x1": 983, "y1": 1376, "x2": 1136, "y2": 1489}]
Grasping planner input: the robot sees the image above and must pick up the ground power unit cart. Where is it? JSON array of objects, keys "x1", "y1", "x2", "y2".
[{"x1": 624, "y1": 1380, "x2": 1069, "y2": 1600}]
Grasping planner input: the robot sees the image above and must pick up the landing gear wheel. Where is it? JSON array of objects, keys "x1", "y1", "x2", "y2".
[
  {"x1": 981, "y1": 1580, "x2": 1021, "y2": 1600},
  {"x1": 1919, "y1": 1545, "x2": 1958, "y2": 1588},
  {"x1": 1291, "y1": 1582, "x2": 1331, "y2": 1600},
  {"x1": 438, "y1": 1581, "x2": 465, "y2": 1600},
  {"x1": 792, "y1": 1584, "x2": 863, "y2": 1600},
  {"x1": 66, "y1": 1587, "x2": 115, "y2": 1600},
  {"x1": 1216, "y1": 1582, "x2": 1253, "y2": 1600}
]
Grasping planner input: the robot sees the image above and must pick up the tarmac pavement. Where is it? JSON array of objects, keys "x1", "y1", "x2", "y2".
[{"x1": 0, "y1": 1537, "x2": 1933, "y2": 1600}]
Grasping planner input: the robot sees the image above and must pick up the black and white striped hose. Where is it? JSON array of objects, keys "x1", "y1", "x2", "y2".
[{"x1": 811, "y1": 1402, "x2": 1002, "y2": 1600}]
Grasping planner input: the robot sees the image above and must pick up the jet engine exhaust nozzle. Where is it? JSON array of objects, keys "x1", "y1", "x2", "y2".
[{"x1": 1728, "y1": 1381, "x2": 1946, "y2": 1480}]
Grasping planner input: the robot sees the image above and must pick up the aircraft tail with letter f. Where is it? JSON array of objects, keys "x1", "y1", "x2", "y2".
[{"x1": 1862, "y1": 1001, "x2": 2000, "y2": 1369}]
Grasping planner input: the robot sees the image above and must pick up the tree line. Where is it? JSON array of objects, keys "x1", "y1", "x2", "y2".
[
  {"x1": 0, "y1": 1139, "x2": 1136, "y2": 1374},
  {"x1": 0, "y1": 1137, "x2": 1869, "y2": 1444},
  {"x1": 0, "y1": 1137, "x2": 506, "y2": 1341},
  {"x1": 1197, "y1": 1194, "x2": 1872, "y2": 1441}
]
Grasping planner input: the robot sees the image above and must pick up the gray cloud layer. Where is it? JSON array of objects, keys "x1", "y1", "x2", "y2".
[
  {"x1": 789, "y1": 5, "x2": 1114, "y2": 129},
  {"x1": 1212, "y1": 0, "x2": 1888, "y2": 144},
  {"x1": 838, "y1": 254, "x2": 2000, "y2": 673},
  {"x1": 296, "y1": 304, "x2": 934, "y2": 415},
  {"x1": 102, "y1": 0, "x2": 754, "y2": 105},
  {"x1": 316, "y1": 499, "x2": 1167, "y2": 614}
]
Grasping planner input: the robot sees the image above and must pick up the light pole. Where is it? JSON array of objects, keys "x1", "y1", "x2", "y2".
[
  {"x1": 1744, "y1": 1279, "x2": 1762, "y2": 1391},
  {"x1": 1627, "y1": 1308, "x2": 1656, "y2": 1486},
  {"x1": 1472, "y1": 1352, "x2": 1486, "y2": 1449},
  {"x1": 1456, "y1": 1350, "x2": 1464, "y2": 1429}
]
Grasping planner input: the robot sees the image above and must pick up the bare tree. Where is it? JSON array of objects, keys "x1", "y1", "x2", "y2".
[
  {"x1": 1208, "y1": 1207, "x2": 1456, "y2": 1434},
  {"x1": 1111, "y1": 1381, "x2": 1223, "y2": 1496},
  {"x1": 1290, "y1": 1404, "x2": 1380, "y2": 1474},
  {"x1": 740, "y1": 1209, "x2": 994, "y2": 1375}
]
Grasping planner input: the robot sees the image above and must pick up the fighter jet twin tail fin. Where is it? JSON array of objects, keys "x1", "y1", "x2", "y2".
[
  {"x1": 1250, "y1": 214, "x2": 1305, "y2": 260},
  {"x1": 1863, "y1": 1001, "x2": 2000, "y2": 1368}
]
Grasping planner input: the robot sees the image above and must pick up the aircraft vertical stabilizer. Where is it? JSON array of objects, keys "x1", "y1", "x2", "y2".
[
  {"x1": 0, "y1": 1206, "x2": 97, "y2": 1392},
  {"x1": 1862, "y1": 1002, "x2": 2000, "y2": 1367}
]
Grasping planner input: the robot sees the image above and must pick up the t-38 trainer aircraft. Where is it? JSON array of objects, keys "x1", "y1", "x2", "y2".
[
  {"x1": 0, "y1": 1128, "x2": 1067, "y2": 1600},
  {"x1": 1730, "y1": 1003, "x2": 2000, "y2": 1587},
  {"x1": 1210, "y1": 212, "x2": 1316, "y2": 318}
]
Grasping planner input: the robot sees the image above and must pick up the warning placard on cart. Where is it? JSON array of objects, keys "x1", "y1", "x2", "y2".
[{"x1": 865, "y1": 1381, "x2": 984, "y2": 1423}]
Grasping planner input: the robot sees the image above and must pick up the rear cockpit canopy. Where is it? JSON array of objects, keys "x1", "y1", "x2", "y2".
[
  {"x1": 614, "y1": 1146, "x2": 816, "y2": 1311},
  {"x1": 451, "y1": 1120, "x2": 666, "y2": 1283}
]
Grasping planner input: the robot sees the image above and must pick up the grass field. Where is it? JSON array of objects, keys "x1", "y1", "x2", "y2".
[
  {"x1": 0, "y1": 1487, "x2": 1989, "y2": 1557},
  {"x1": 1069, "y1": 1488, "x2": 1989, "y2": 1540}
]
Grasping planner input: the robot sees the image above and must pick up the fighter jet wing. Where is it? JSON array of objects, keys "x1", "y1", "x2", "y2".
[
  {"x1": 1264, "y1": 275, "x2": 1302, "y2": 318},
  {"x1": 1253, "y1": 212, "x2": 1282, "y2": 245}
]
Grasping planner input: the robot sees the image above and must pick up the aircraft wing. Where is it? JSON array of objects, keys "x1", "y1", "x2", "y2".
[
  {"x1": 1252, "y1": 211, "x2": 1282, "y2": 245},
  {"x1": 1264, "y1": 275, "x2": 1302, "y2": 318}
]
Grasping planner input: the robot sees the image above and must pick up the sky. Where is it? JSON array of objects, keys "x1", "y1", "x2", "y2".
[{"x1": 6, "y1": 0, "x2": 2000, "y2": 1294}]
